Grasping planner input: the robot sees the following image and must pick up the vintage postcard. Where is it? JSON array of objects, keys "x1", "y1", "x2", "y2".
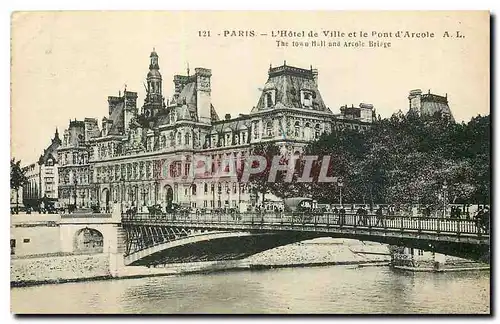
[{"x1": 10, "y1": 11, "x2": 490, "y2": 314}]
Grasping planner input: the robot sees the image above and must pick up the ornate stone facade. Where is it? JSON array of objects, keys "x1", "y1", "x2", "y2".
[
  {"x1": 72, "y1": 50, "x2": 374, "y2": 211},
  {"x1": 57, "y1": 119, "x2": 99, "y2": 207}
]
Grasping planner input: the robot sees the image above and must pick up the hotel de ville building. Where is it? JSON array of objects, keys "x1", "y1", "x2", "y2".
[{"x1": 56, "y1": 49, "x2": 375, "y2": 211}]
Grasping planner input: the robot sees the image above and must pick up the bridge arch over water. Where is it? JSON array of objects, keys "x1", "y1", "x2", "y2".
[{"x1": 122, "y1": 213, "x2": 490, "y2": 266}]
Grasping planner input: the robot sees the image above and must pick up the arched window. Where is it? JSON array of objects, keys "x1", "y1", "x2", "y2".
[
  {"x1": 177, "y1": 132, "x2": 182, "y2": 145},
  {"x1": 294, "y1": 121, "x2": 300, "y2": 137},
  {"x1": 304, "y1": 122, "x2": 311, "y2": 140},
  {"x1": 266, "y1": 92, "x2": 273, "y2": 107},
  {"x1": 185, "y1": 132, "x2": 191, "y2": 145},
  {"x1": 160, "y1": 135, "x2": 166, "y2": 149},
  {"x1": 266, "y1": 121, "x2": 273, "y2": 137},
  {"x1": 191, "y1": 184, "x2": 197, "y2": 195},
  {"x1": 204, "y1": 183, "x2": 208, "y2": 193},
  {"x1": 225, "y1": 132, "x2": 231, "y2": 146},
  {"x1": 315, "y1": 124, "x2": 321, "y2": 139},
  {"x1": 253, "y1": 122, "x2": 259, "y2": 139}
]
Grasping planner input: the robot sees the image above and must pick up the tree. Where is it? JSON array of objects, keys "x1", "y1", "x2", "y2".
[
  {"x1": 283, "y1": 112, "x2": 490, "y2": 207},
  {"x1": 243, "y1": 143, "x2": 281, "y2": 206},
  {"x1": 10, "y1": 158, "x2": 27, "y2": 214}
]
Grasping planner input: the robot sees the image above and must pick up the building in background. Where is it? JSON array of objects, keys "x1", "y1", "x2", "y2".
[
  {"x1": 22, "y1": 129, "x2": 61, "y2": 207},
  {"x1": 57, "y1": 119, "x2": 100, "y2": 208},
  {"x1": 408, "y1": 89, "x2": 454, "y2": 121}
]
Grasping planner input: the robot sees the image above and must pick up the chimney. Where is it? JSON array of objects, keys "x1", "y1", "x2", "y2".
[
  {"x1": 225, "y1": 113, "x2": 231, "y2": 120},
  {"x1": 195, "y1": 68, "x2": 212, "y2": 124},
  {"x1": 108, "y1": 96, "x2": 122, "y2": 116},
  {"x1": 173, "y1": 75, "x2": 189, "y2": 97},
  {"x1": 102, "y1": 117, "x2": 108, "y2": 136},
  {"x1": 124, "y1": 91, "x2": 138, "y2": 110}
]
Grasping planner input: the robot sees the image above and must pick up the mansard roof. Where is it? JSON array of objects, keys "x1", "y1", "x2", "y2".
[
  {"x1": 211, "y1": 115, "x2": 251, "y2": 133},
  {"x1": 38, "y1": 131, "x2": 61, "y2": 165},
  {"x1": 251, "y1": 63, "x2": 332, "y2": 114}
]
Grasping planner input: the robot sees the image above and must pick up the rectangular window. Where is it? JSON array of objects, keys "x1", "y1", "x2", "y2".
[
  {"x1": 210, "y1": 201, "x2": 214, "y2": 208},
  {"x1": 204, "y1": 200, "x2": 208, "y2": 207},
  {"x1": 23, "y1": 238, "x2": 30, "y2": 243},
  {"x1": 418, "y1": 250, "x2": 424, "y2": 256},
  {"x1": 10, "y1": 239, "x2": 15, "y2": 255}
]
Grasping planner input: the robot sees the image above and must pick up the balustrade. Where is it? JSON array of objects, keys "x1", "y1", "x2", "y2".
[{"x1": 121, "y1": 211, "x2": 488, "y2": 236}]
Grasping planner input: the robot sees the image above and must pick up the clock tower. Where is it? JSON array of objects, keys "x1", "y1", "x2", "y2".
[{"x1": 143, "y1": 49, "x2": 165, "y2": 119}]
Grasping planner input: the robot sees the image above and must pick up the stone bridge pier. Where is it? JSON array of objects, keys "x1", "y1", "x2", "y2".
[{"x1": 59, "y1": 204, "x2": 126, "y2": 276}]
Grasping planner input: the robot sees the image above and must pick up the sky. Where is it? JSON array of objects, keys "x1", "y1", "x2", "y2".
[{"x1": 11, "y1": 11, "x2": 489, "y2": 164}]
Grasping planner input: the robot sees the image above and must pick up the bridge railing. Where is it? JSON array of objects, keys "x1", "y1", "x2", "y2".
[{"x1": 121, "y1": 211, "x2": 489, "y2": 237}]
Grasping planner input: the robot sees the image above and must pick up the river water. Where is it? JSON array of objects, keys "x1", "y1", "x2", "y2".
[{"x1": 11, "y1": 265, "x2": 490, "y2": 314}]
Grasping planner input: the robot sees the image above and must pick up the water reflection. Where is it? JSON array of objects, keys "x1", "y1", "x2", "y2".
[{"x1": 11, "y1": 266, "x2": 490, "y2": 314}]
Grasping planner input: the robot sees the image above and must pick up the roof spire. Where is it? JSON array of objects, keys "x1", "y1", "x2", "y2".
[
  {"x1": 284, "y1": 60, "x2": 287, "y2": 66},
  {"x1": 187, "y1": 62, "x2": 190, "y2": 76}
]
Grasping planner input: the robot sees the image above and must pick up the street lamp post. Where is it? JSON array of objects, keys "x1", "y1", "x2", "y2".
[
  {"x1": 338, "y1": 177, "x2": 343, "y2": 206},
  {"x1": 442, "y1": 181, "x2": 448, "y2": 218},
  {"x1": 218, "y1": 186, "x2": 222, "y2": 209},
  {"x1": 121, "y1": 179, "x2": 125, "y2": 203},
  {"x1": 73, "y1": 178, "x2": 78, "y2": 207},
  {"x1": 154, "y1": 180, "x2": 159, "y2": 205},
  {"x1": 141, "y1": 187, "x2": 147, "y2": 208}
]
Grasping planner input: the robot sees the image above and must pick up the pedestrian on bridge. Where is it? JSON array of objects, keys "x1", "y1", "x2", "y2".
[
  {"x1": 339, "y1": 206, "x2": 346, "y2": 225},
  {"x1": 356, "y1": 206, "x2": 368, "y2": 226},
  {"x1": 374, "y1": 206, "x2": 385, "y2": 227}
]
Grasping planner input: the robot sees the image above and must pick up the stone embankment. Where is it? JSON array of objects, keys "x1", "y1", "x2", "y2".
[
  {"x1": 245, "y1": 239, "x2": 390, "y2": 268},
  {"x1": 10, "y1": 239, "x2": 390, "y2": 287},
  {"x1": 11, "y1": 254, "x2": 110, "y2": 287}
]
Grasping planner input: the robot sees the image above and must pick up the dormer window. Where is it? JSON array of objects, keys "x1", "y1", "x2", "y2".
[
  {"x1": 301, "y1": 90, "x2": 313, "y2": 108},
  {"x1": 264, "y1": 90, "x2": 276, "y2": 108}
]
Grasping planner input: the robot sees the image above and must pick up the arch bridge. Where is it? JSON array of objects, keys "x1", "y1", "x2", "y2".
[{"x1": 121, "y1": 212, "x2": 490, "y2": 266}]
